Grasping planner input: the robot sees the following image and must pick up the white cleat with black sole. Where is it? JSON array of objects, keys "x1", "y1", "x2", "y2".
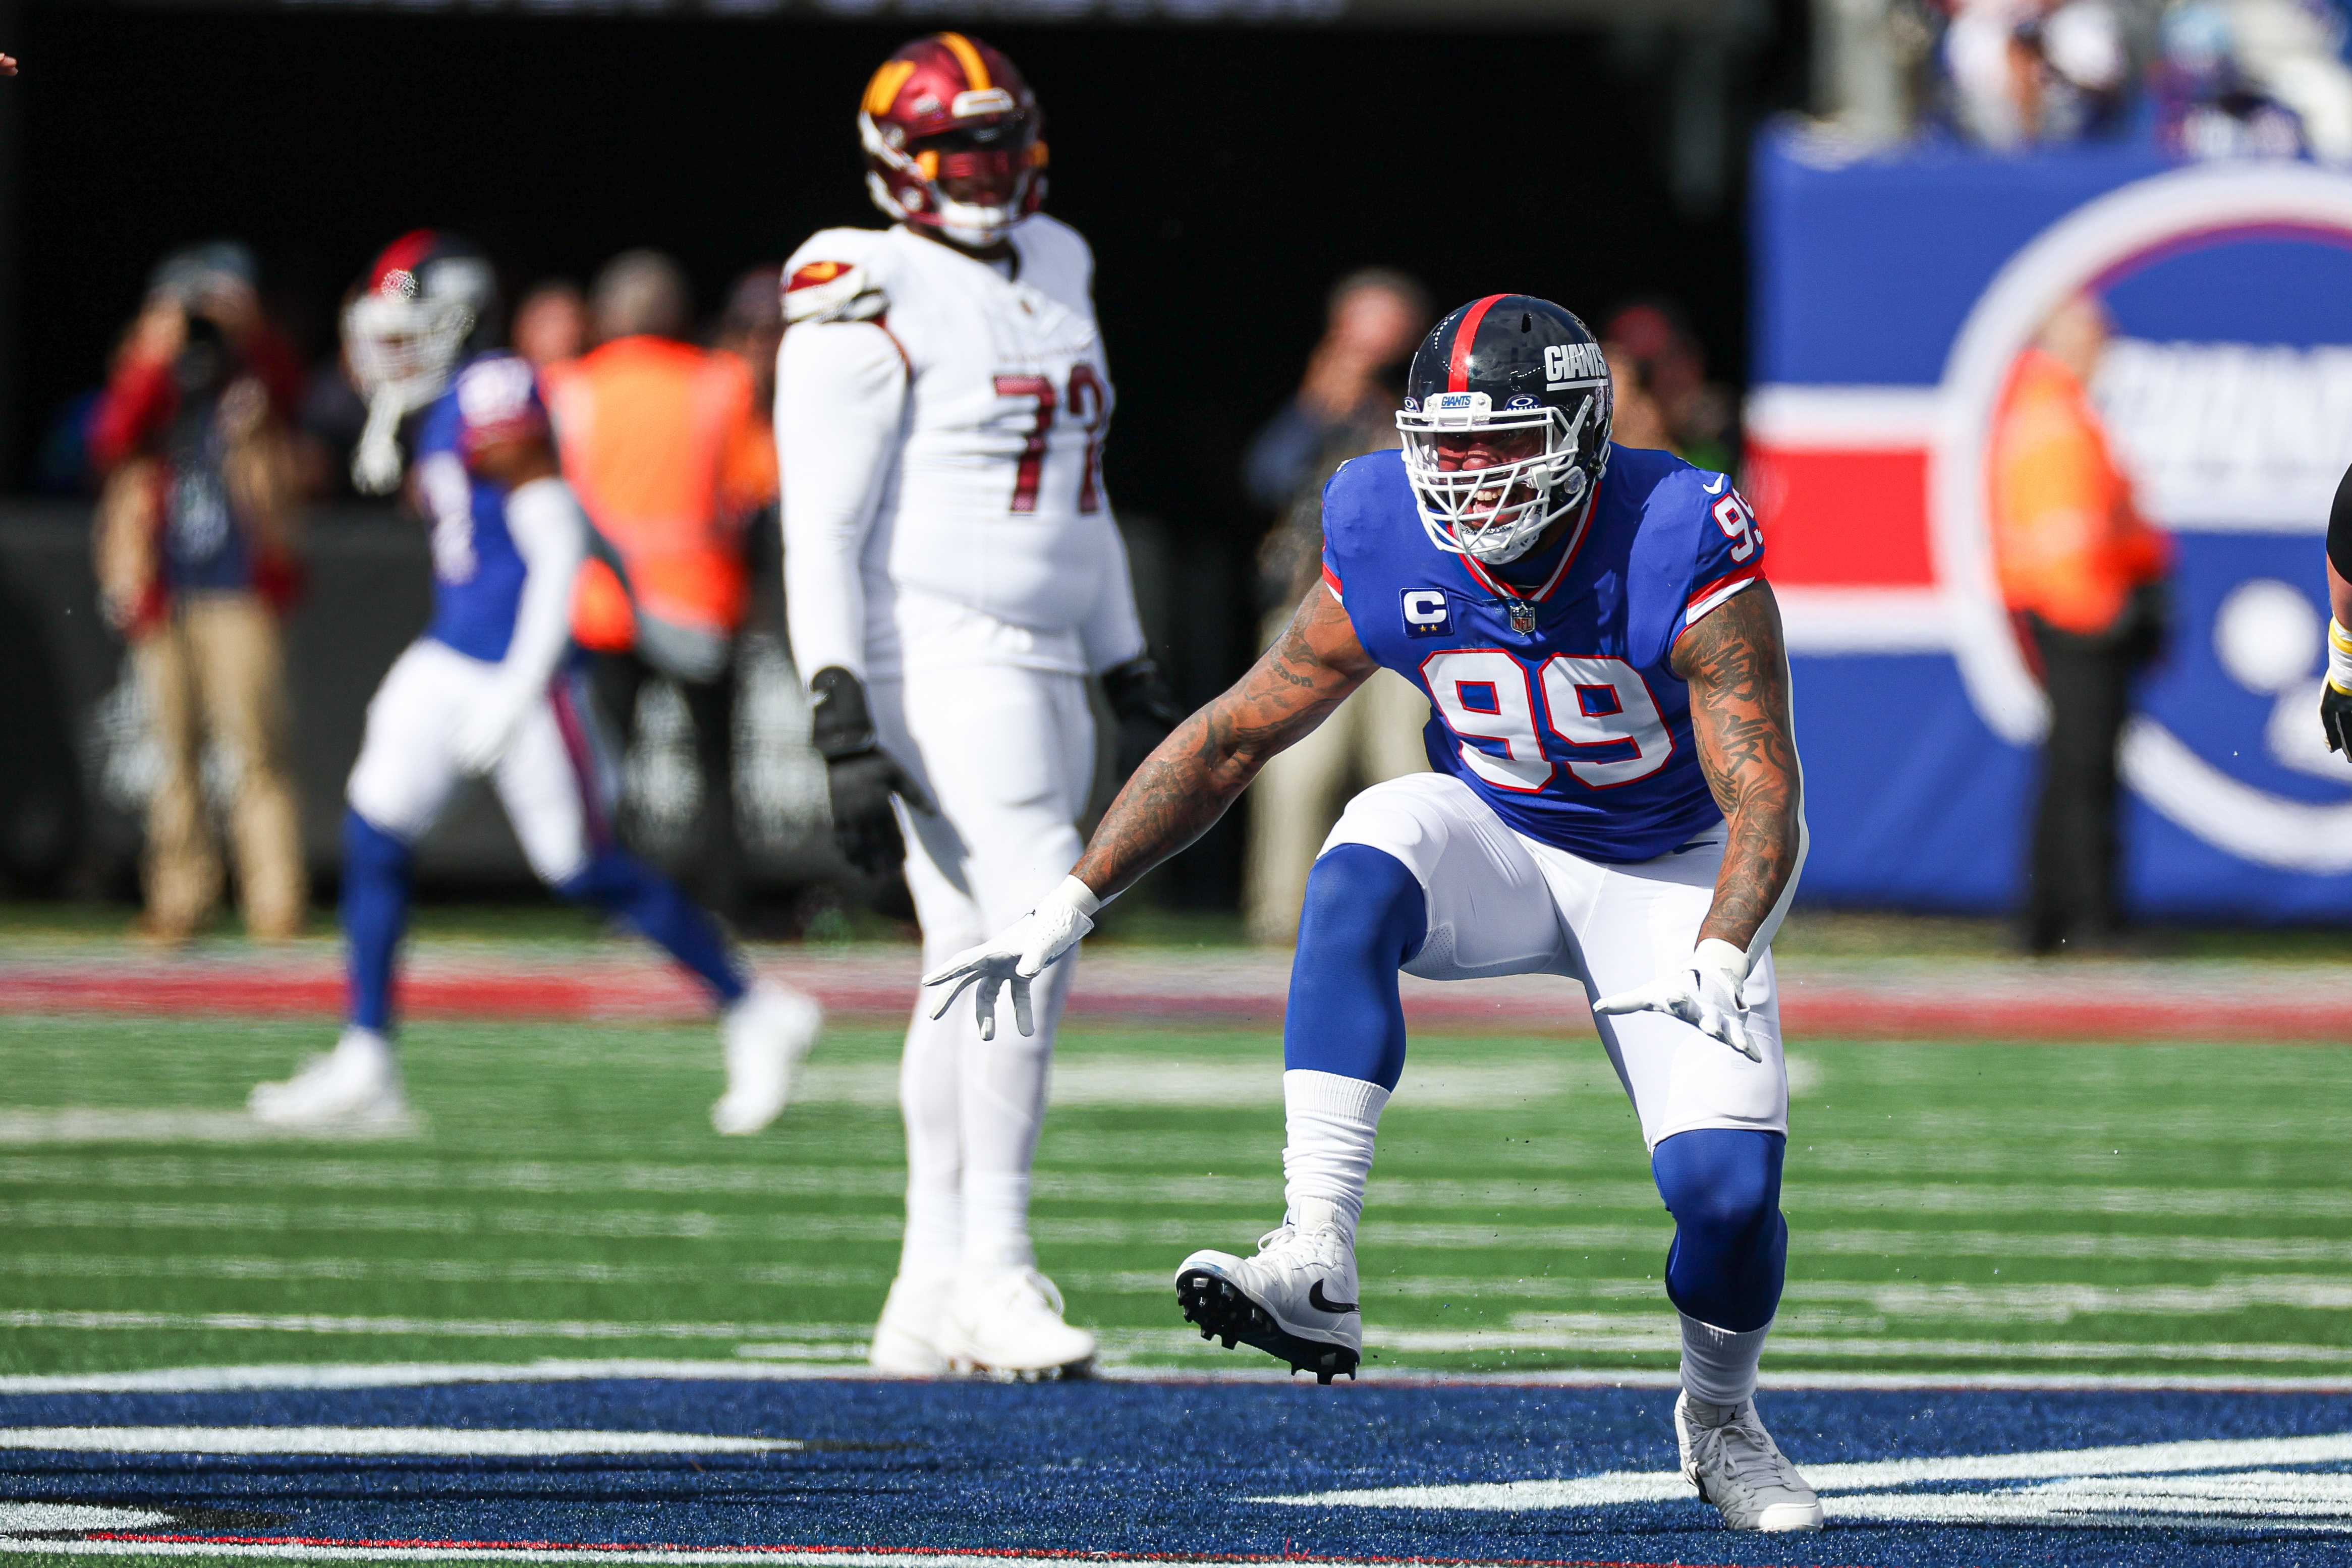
[
  {"x1": 248, "y1": 1027, "x2": 412, "y2": 1130},
  {"x1": 1174, "y1": 1222, "x2": 1361, "y2": 1384},
  {"x1": 937, "y1": 1265, "x2": 1096, "y2": 1381},
  {"x1": 1676, "y1": 1390, "x2": 1825, "y2": 1531},
  {"x1": 712, "y1": 980, "x2": 823, "y2": 1136}
]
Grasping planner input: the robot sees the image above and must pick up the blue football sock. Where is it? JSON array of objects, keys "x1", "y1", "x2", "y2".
[
  {"x1": 555, "y1": 849, "x2": 746, "y2": 1006},
  {"x1": 1282, "y1": 844, "x2": 1427, "y2": 1092},
  {"x1": 342, "y1": 809, "x2": 414, "y2": 1036},
  {"x1": 1651, "y1": 1128, "x2": 1788, "y2": 1333}
]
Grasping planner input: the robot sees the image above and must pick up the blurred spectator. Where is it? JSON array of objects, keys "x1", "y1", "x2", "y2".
[
  {"x1": 1240, "y1": 268, "x2": 1435, "y2": 945},
  {"x1": 1944, "y1": 0, "x2": 2134, "y2": 148},
  {"x1": 1600, "y1": 302, "x2": 1737, "y2": 471},
  {"x1": 715, "y1": 265, "x2": 785, "y2": 412},
  {"x1": 89, "y1": 241, "x2": 308, "y2": 942},
  {"x1": 1604, "y1": 345, "x2": 1675, "y2": 453},
  {"x1": 514, "y1": 279, "x2": 590, "y2": 372},
  {"x1": 2155, "y1": 0, "x2": 2352, "y2": 161},
  {"x1": 1989, "y1": 293, "x2": 2172, "y2": 955},
  {"x1": 544, "y1": 250, "x2": 777, "y2": 917}
]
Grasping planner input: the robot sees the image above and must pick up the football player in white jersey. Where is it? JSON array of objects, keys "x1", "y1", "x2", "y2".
[
  {"x1": 249, "y1": 231, "x2": 821, "y2": 1136},
  {"x1": 778, "y1": 33, "x2": 1173, "y2": 1380}
]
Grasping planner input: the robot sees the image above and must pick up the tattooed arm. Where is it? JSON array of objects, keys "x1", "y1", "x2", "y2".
[
  {"x1": 921, "y1": 582, "x2": 1375, "y2": 1038},
  {"x1": 1668, "y1": 581, "x2": 1805, "y2": 953},
  {"x1": 1073, "y1": 583, "x2": 1377, "y2": 902}
]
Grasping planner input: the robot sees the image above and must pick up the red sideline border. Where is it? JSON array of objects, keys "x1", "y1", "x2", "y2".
[{"x1": 2, "y1": 968, "x2": 2347, "y2": 1042}]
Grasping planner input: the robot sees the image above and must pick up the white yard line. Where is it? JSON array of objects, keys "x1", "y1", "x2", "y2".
[
  {"x1": 0, "y1": 1310, "x2": 871, "y2": 1345},
  {"x1": 0, "y1": 1426, "x2": 797, "y2": 1455},
  {"x1": 1258, "y1": 1430, "x2": 2352, "y2": 1528}
]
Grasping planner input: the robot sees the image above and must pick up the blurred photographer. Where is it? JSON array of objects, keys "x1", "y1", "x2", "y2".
[
  {"x1": 1239, "y1": 269, "x2": 1435, "y2": 944},
  {"x1": 90, "y1": 242, "x2": 308, "y2": 942}
]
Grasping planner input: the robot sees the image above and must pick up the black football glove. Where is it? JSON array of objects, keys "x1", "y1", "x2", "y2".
[
  {"x1": 1100, "y1": 655, "x2": 1182, "y2": 786},
  {"x1": 2323, "y1": 680, "x2": 2352, "y2": 758},
  {"x1": 808, "y1": 666, "x2": 931, "y2": 878}
]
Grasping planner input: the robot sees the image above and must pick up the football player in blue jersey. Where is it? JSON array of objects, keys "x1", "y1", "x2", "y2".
[
  {"x1": 248, "y1": 232, "x2": 821, "y2": 1136},
  {"x1": 927, "y1": 295, "x2": 1819, "y2": 1530}
]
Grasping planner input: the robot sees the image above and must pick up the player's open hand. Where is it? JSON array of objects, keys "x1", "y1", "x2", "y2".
[
  {"x1": 921, "y1": 877, "x2": 1099, "y2": 1041},
  {"x1": 1593, "y1": 938, "x2": 1761, "y2": 1062}
]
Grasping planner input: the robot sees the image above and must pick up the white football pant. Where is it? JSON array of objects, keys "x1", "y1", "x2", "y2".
[
  {"x1": 346, "y1": 639, "x2": 611, "y2": 882},
  {"x1": 1325, "y1": 771, "x2": 1792, "y2": 1148},
  {"x1": 870, "y1": 662, "x2": 1095, "y2": 1280}
]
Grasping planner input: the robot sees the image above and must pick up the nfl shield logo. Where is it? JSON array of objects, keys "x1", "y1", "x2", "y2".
[{"x1": 1507, "y1": 599, "x2": 1537, "y2": 635}]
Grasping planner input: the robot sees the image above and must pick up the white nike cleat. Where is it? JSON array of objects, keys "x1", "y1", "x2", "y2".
[
  {"x1": 248, "y1": 1027, "x2": 410, "y2": 1129},
  {"x1": 868, "y1": 1273, "x2": 953, "y2": 1376},
  {"x1": 1676, "y1": 1390, "x2": 1824, "y2": 1531},
  {"x1": 1174, "y1": 1222, "x2": 1361, "y2": 1383},
  {"x1": 937, "y1": 1265, "x2": 1096, "y2": 1381},
  {"x1": 712, "y1": 980, "x2": 823, "y2": 1136}
]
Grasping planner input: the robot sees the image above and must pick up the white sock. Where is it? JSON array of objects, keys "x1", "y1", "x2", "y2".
[
  {"x1": 1281, "y1": 1070, "x2": 1390, "y2": 1243},
  {"x1": 1679, "y1": 1311, "x2": 1771, "y2": 1406},
  {"x1": 894, "y1": 1000, "x2": 965, "y2": 1285},
  {"x1": 960, "y1": 950, "x2": 1074, "y2": 1273}
]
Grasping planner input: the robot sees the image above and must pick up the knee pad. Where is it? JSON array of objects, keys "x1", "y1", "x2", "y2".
[
  {"x1": 342, "y1": 809, "x2": 413, "y2": 880},
  {"x1": 1653, "y1": 1129, "x2": 1784, "y2": 1233},
  {"x1": 553, "y1": 848, "x2": 650, "y2": 907},
  {"x1": 1298, "y1": 844, "x2": 1427, "y2": 970},
  {"x1": 1653, "y1": 1129, "x2": 1787, "y2": 1333}
]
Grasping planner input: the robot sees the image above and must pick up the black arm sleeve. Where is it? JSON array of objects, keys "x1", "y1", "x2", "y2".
[{"x1": 2329, "y1": 461, "x2": 2352, "y2": 585}]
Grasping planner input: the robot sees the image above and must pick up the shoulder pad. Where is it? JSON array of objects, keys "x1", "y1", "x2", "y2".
[
  {"x1": 783, "y1": 259, "x2": 887, "y2": 325},
  {"x1": 784, "y1": 228, "x2": 891, "y2": 325}
]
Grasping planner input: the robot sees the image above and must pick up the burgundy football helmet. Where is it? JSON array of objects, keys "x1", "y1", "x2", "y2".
[{"x1": 858, "y1": 32, "x2": 1046, "y2": 248}]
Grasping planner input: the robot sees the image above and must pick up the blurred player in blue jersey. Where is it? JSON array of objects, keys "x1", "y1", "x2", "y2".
[
  {"x1": 928, "y1": 296, "x2": 1820, "y2": 1530},
  {"x1": 249, "y1": 232, "x2": 820, "y2": 1135}
]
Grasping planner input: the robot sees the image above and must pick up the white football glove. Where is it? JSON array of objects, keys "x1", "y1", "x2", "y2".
[
  {"x1": 921, "y1": 876, "x2": 1099, "y2": 1041},
  {"x1": 450, "y1": 683, "x2": 536, "y2": 777},
  {"x1": 1592, "y1": 937, "x2": 1761, "y2": 1062}
]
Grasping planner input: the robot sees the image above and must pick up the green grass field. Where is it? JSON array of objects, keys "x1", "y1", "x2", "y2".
[{"x1": 3, "y1": 1005, "x2": 2350, "y2": 1381}]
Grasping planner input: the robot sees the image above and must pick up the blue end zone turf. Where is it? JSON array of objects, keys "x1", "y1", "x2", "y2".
[{"x1": 4, "y1": 1376, "x2": 2352, "y2": 1565}]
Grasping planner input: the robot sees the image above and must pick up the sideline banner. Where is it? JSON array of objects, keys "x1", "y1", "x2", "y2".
[{"x1": 1752, "y1": 132, "x2": 2352, "y2": 920}]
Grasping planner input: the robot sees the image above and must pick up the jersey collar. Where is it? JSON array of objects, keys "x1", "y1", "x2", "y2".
[{"x1": 1454, "y1": 471, "x2": 1602, "y2": 604}]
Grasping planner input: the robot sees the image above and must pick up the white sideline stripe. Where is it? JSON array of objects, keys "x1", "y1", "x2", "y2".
[
  {"x1": 0, "y1": 1504, "x2": 173, "y2": 1533},
  {"x1": 0, "y1": 1425, "x2": 797, "y2": 1455},
  {"x1": 0, "y1": 1361, "x2": 919, "y2": 1394},
  {"x1": 3, "y1": 1360, "x2": 2351, "y2": 1397},
  {"x1": 0, "y1": 1547, "x2": 1238, "y2": 1566},
  {"x1": 1256, "y1": 1431, "x2": 2352, "y2": 1509},
  {"x1": 15, "y1": 1310, "x2": 2352, "y2": 1369},
  {"x1": 0, "y1": 1110, "x2": 419, "y2": 1145},
  {"x1": 1372, "y1": 1327, "x2": 2352, "y2": 1362},
  {"x1": 0, "y1": 1310, "x2": 871, "y2": 1345}
]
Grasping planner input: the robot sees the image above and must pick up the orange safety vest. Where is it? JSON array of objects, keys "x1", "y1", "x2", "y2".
[
  {"x1": 546, "y1": 335, "x2": 778, "y2": 659},
  {"x1": 1988, "y1": 347, "x2": 2169, "y2": 637}
]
